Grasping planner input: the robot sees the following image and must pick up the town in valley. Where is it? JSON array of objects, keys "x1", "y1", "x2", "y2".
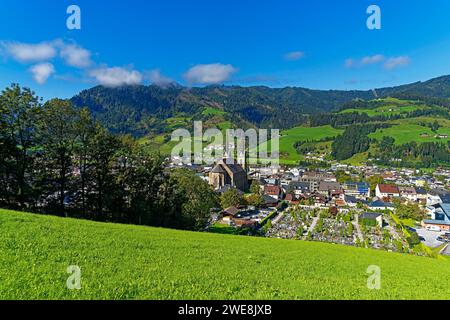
[{"x1": 170, "y1": 156, "x2": 450, "y2": 257}]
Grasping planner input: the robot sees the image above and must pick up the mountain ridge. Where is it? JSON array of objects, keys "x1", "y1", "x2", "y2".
[{"x1": 71, "y1": 75, "x2": 450, "y2": 136}]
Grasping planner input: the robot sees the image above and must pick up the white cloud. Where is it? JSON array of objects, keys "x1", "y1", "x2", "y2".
[
  {"x1": 284, "y1": 51, "x2": 305, "y2": 61},
  {"x1": 2, "y1": 41, "x2": 57, "y2": 63},
  {"x1": 29, "y1": 63, "x2": 55, "y2": 84},
  {"x1": 361, "y1": 54, "x2": 385, "y2": 65},
  {"x1": 147, "y1": 69, "x2": 174, "y2": 87},
  {"x1": 89, "y1": 67, "x2": 143, "y2": 87},
  {"x1": 345, "y1": 54, "x2": 385, "y2": 68},
  {"x1": 183, "y1": 63, "x2": 237, "y2": 85},
  {"x1": 1, "y1": 39, "x2": 92, "y2": 69},
  {"x1": 345, "y1": 54, "x2": 410, "y2": 70},
  {"x1": 59, "y1": 43, "x2": 92, "y2": 68},
  {"x1": 384, "y1": 56, "x2": 410, "y2": 70}
]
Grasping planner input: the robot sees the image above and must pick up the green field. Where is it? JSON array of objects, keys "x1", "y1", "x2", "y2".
[
  {"x1": 339, "y1": 98, "x2": 428, "y2": 117},
  {"x1": 276, "y1": 125, "x2": 343, "y2": 164},
  {"x1": 369, "y1": 117, "x2": 450, "y2": 145},
  {"x1": 144, "y1": 124, "x2": 342, "y2": 164},
  {"x1": 1, "y1": 209, "x2": 450, "y2": 300}
]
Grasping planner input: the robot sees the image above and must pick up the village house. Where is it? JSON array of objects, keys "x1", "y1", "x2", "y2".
[
  {"x1": 415, "y1": 187, "x2": 428, "y2": 203},
  {"x1": 343, "y1": 181, "x2": 370, "y2": 198},
  {"x1": 426, "y1": 189, "x2": 450, "y2": 206},
  {"x1": 399, "y1": 186, "x2": 418, "y2": 202},
  {"x1": 288, "y1": 181, "x2": 311, "y2": 196},
  {"x1": 262, "y1": 194, "x2": 279, "y2": 207},
  {"x1": 375, "y1": 184, "x2": 400, "y2": 199},
  {"x1": 423, "y1": 200, "x2": 450, "y2": 231},
  {"x1": 299, "y1": 171, "x2": 336, "y2": 192},
  {"x1": 368, "y1": 200, "x2": 395, "y2": 211},
  {"x1": 318, "y1": 181, "x2": 342, "y2": 197},
  {"x1": 343, "y1": 195, "x2": 359, "y2": 208},
  {"x1": 220, "y1": 206, "x2": 240, "y2": 224},
  {"x1": 284, "y1": 193, "x2": 299, "y2": 204},
  {"x1": 264, "y1": 185, "x2": 283, "y2": 200}
]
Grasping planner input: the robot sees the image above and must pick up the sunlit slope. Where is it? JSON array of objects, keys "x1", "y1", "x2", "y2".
[{"x1": 1, "y1": 209, "x2": 449, "y2": 300}]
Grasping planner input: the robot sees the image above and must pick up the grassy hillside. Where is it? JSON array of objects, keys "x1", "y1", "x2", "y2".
[
  {"x1": 337, "y1": 117, "x2": 450, "y2": 166},
  {"x1": 277, "y1": 126, "x2": 342, "y2": 164},
  {"x1": 1, "y1": 209, "x2": 450, "y2": 300},
  {"x1": 255, "y1": 125, "x2": 342, "y2": 165},
  {"x1": 339, "y1": 98, "x2": 428, "y2": 117},
  {"x1": 369, "y1": 117, "x2": 450, "y2": 145}
]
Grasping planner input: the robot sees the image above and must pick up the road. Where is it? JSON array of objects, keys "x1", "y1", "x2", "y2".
[
  {"x1": 440, "y1": 244, "x2": 450, "y2": 256},
  {"x1": 416, "y1": 228, "x2": 446, "y2": 248},
  {"x1": 307, "y1": 216, "x2": 319, "y2": 235},
  {"x1": 353, "y1": 214, "x2": 364, "y2": 242},
  {"x1": 271, "y1": 211, "x2": 285, "y2": 225}
]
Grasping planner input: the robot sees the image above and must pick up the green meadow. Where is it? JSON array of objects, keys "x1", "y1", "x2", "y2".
[
  {"x1": 276, "y1": 125, "x2": 343, "y2": 164},
  {"x1": 339, "y1": 98, "x2": 429, "y2": 117},
  {"x1": 1, "y1": 209, "x2": 450, "y2": 300},
  {"x1": 254, "y1": 125, "x2": 342, "y2": 165},
  {"x1": 369, "y1": 117, "x2": 450, "y2": 145}
]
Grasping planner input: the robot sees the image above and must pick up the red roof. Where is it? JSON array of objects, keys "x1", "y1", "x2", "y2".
[
  {"x1": 264, "y1": 185, "x2": 281, "y2": 195},
  {"x1": 378, "y1": 184, "x2": 400, "y2": 194},
  {"x1": 285, "y1": 194, "x2": 294, "y2": 201}
]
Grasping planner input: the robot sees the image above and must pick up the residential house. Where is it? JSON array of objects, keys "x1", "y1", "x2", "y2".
[
  {"x1": 423, "y1": 201, "x2": 450, "y2": 231},
  {"x1": 264, "y1": 185, "x2": 283, "y2": 200},
  {"x1": 426, "y1": 189, "x2": 450, "y2": 206},
  {"x1": 288, "y1": 181, "x2": 311, "y2": 196},
  {"x1": 343, "y1": 195, "x2": 358, "y2": 208},
  {"x1": 415, "y1": 187, "x2": 428, "y2": 202},
  {"x1": 262, "y1": 194, "x2": 279, "y2": 207},
  {"x1": 343, "y1": 181, "x2": 370, "y2": 198},
  {"x1": 375, "y1": 184, "x2": 400, "y2": 199},
  {"x1": 368, "y1": 200, "x2": 395, "y2": 211},
  {"x1": 399, "y1": 186, "x2": 418, "y2": 202},
  {"x1": 300, "y1": 171, "x2": 336, "y2": 192},
  {"x1": 318, "y1": 181, "x2": 342, "y2": 197},
  {"x1": 220, "y1": 206, "x2": 240, "y2": 224}
]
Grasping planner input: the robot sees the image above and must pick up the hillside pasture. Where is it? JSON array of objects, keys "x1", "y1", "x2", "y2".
[{"x1": 1, "y1": 209, "x2": 450, "y2": 300}]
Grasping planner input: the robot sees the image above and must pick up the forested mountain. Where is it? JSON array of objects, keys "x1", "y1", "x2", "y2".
[{"x1": 71, "y1": 75, "x2": 450, "y2": 136}]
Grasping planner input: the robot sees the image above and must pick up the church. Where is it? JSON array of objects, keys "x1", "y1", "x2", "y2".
[{"x1": 209, "y1": 158, "x2": 249, "y2": 192}]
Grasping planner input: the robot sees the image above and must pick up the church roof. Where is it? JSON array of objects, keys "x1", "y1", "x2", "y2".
[
  {"x1": 226, "y1": 163, "x2": 245, "y2": 174},
  {"x1": 220, "y1": 159, "x2": 246, "y2": 174},
  {"x1": 211, "y1": 164, "x2": 225, "y2": 173}
]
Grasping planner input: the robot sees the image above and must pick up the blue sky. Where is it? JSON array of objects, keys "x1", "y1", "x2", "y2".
[{"x1": 1, "y1": 0, "x2": 450, "y2": 100}]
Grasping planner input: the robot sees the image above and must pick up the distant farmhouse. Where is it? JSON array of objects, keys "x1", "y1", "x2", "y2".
[{"x1": 209, "y1": 158, "x2": 249, "y2": 192}]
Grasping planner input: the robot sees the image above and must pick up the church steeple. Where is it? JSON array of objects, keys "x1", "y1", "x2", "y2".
[{"x1": 237, "y1": 151, "x2": 247, "y2": 171}]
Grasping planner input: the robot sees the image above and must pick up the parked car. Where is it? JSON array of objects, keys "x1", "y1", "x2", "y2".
[
  {"x1": 437, "y1": 236, "x2": 445, "y2": 242},
  {"x1": 427, "y1": 226, "x2": 441, "y2": 232}
]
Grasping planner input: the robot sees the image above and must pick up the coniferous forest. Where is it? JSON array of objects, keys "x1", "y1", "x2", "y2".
[{"x1": 0, "y1": 84, "x2": 218, "y2": 230}]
